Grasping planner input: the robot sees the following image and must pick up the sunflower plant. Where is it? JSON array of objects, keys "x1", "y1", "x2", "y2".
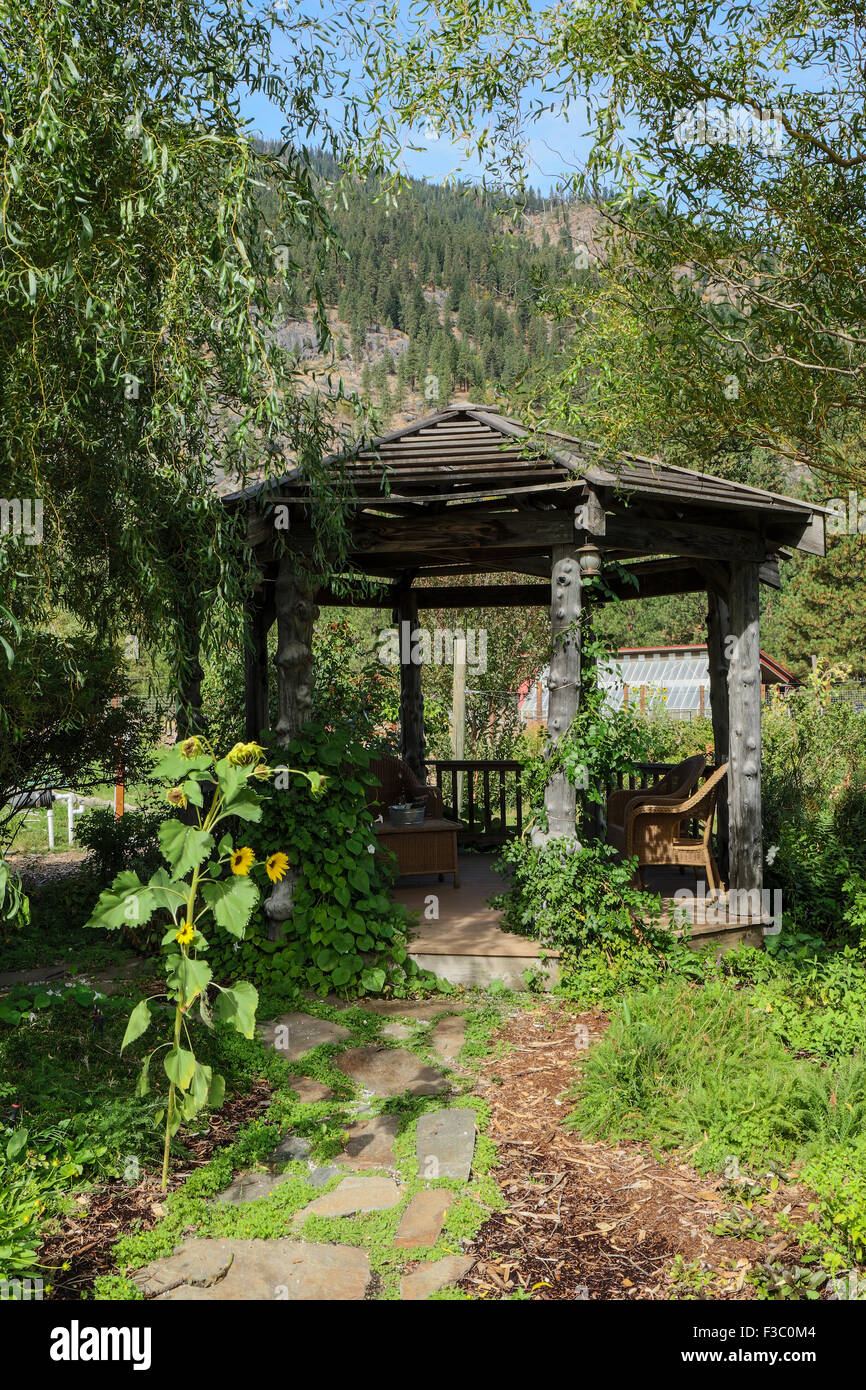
[{"x1": 86, "y1": 736, "x2": 316, "y2": 1188}]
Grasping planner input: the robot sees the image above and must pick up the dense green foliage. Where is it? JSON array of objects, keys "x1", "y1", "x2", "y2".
[{"x1": 208, "y1": 725, "x2": 416, "y2": 997}]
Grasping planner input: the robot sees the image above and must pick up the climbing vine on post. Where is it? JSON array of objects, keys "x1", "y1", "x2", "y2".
[{"x1": 86, "y1": 737, "x2": 318, "y2": 1188}]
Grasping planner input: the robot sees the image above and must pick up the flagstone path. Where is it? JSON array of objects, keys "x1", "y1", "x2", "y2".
[{"x1": 131, "y1": 999, "x2": 481, "y2": 1301}]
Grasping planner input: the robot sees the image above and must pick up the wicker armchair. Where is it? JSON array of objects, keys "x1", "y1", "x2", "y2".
[
  {"x1": 625, "y1": 762, "x2": 729, "y2": 891},
  {"x1": 606, "y1": 754, "x2": 707, "y2": 856},
  {"x1": 366, "y1": 754, "x2": 443, "y2": 819}
]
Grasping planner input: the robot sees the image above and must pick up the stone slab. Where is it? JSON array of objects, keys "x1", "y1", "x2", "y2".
[
  {"x1": 307, "y1": 1164, "x2": 341, "y2": 1188},
  {"x1": 416, "y1": 1109, "x2": 476, "y2": 1182},
  {"x1": 138, "y1": 1239, "x2": 370, "y2": 1300},
  {"x1": 335, "y1": 1114, "x2": 401, "y2": 1170},
  {"x1": 214, "y1": 1171, "x2": 296, "y2": 1204},
  {"x1": 258, "y1": 1012, "x2": 350, "y2": 1061},
  {"x1": 290, "y1": 1076, "x2": 334, "y2": 1104},
  {"x1": 394, "y1": 1190, "x2": 455, "y2": 1249},
  {"x1": 400, "y1": 1255, "x2": 474, "y2": 1300},
  {"x1": 381, "y1": 1021, "x2": 415, "y2": 1041},
  {"x1": 265, "y1": 1134, "x2": 311, "y2": 1168},
  {"x1": 292, "y1": 1174, "x2": 402, "y2": 1223},
  {"x1": 430, "y1": 1015, "x2": 466, "y2": 1066},
  {"x1": 362, "y1": 999, "x2": 466, "y2": 1019},
  {"x1": 334, "y1": 1045, "x2": 447, "y2": 1098}
]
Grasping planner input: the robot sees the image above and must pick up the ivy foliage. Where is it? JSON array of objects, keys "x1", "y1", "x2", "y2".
[{"x1": 211, "y1": 724, "x2": 416, "y2": 997}]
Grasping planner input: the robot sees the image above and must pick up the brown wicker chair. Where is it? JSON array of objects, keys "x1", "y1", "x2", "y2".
[
  {"x1": 606, "y1": 754, "x2": 707, "y2": 856},
  {"x1": 366, "y1": 754, "x2": 443, "y2": 819},
  {"x1": 625, "y1": 762, "x2": 729, "y2": 892}
]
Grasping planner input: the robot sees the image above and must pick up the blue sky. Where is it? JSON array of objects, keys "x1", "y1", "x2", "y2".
[{"x1": 237, "y1": 2, "x2": 590, "y2": 193}]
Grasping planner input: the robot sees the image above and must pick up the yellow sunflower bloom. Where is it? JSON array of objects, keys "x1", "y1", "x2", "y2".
[
  {"x1": 180, "y1": 736, "x2": 205, "y2": 758},
  {"x1": 166, "y1": 786, "x2": 187, "y2": 809},
  {"x1": 231, "y1": 847, "x2": 255, "y2": 876},
  {"x1": 266, "y1": 852, "x2": 290, "y2": 884},
  {"x1": 175, "y1": 921, "x2": 195, "y2": 945}
]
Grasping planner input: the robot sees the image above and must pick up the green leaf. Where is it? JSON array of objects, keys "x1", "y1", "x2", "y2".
[
  {"x1": 85, "y1": 870, "x2": 155, "y2": 930},
  {"x1": 214, "y1": 981, "x2": 258, "y2": 1039},
  {"x1": 181, "y1": 778, "x2": 204, "y2": 807},
  {"x1": 121, "y1": 999, "x2": 152, "y2": 1051},
  {"x1": 164, "y1": 1047, "x2": 196, "y2": 1091},
  {"x1": 360, "y1": 967, "x2": 386, "y2": 994},
  {"x1": 201, "y1": 875, "x2": 259, "y2": 937},
  {"x1": 6, "y1": 1128, "x2": 28, "y2": 1161},
  {"x1": 207, "y1": 1072, "x2": 226, "y2": 1108},
  {"x1": 166, "y1": 955, "x2": 212, "y2": 1007},
  {"x1": 159, "y1": 820, "x2": 214, "y2": 877},
  {"x1": 215, "y1": 762, "x2": 263, "y2": 821},
  {"x1": 155, "y1": 749, "x2": 213, "y2": 782},
  {"x1": 147, "y1": 867, "x2": 188, "y2": 911}
]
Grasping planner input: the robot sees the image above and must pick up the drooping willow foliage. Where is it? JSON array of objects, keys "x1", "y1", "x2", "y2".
[{"x1": 0, "y1": 0, "x2": 381, "y2": 724}]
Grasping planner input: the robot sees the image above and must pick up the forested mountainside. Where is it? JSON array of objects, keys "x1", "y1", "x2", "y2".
[
  {"x1": 258, "y1": 152, "x2": 860, "y2": 679},
  {"x1": 264, "y1": 147, "x2": 578, "y2": 424}
]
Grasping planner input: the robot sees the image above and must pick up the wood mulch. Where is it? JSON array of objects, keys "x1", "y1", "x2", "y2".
[
  {"x1": 459, "y1": 1003, "x2": 814, "y2": 1301},
  {"x1": 38, "y1": 1079, "x2": 274, "y2": 1300}
]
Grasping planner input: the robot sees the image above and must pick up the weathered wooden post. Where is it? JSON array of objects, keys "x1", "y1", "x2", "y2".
[
  {"x1": 264, "y1": 550, "x2": 319, "y2": 939},
  {"x1": 396, "y1": 582, "x2": 426, "y2": 781},
  {"x1": 706, "y1": 586, "x2": 731, "y2": 881},
  {"x1": 533, "y1": 491, "x2": 605, "y2": 846},
  {"x1": 243, "y1": 576, "x2": 274, "y2": 741},
  {"x1": 727, "y1": 563, "x2": 762, "y2": 905},
  {"x1": 534, "y1": 545, "x2": 583, "y2": 844},
  {"x1": 175, "y1": 602, "x2": 205, "y2": 744}
]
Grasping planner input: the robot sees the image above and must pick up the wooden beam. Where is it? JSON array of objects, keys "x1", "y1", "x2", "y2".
[
  {"x1": 727, "y1": 564, "x2": 762, "y2": 899},
  {"x1": 599, "y1": 511, "x2": 770, "y2": 564}
]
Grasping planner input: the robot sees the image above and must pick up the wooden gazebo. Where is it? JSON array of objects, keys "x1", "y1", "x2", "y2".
[{"x1": 222, "y1": 405, "x2": 826, "y2": 931}]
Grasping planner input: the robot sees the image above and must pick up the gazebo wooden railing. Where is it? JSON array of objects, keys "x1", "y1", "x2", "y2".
[{"x1": 428, "y1": 758, "x2": 523, "y2": 845}]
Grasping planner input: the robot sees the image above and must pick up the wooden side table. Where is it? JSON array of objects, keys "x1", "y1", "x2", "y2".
[{"x1": 373, "y1": 816, "x2": 461, "y2": 887}]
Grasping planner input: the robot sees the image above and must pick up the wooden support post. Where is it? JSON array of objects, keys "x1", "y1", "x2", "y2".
[
  {"x1": 174, "y1": 602, "x2": 205, "y2": 744},
  {"x1": 727, "y1": 564, "x2": 762, "y2": 900},
  {"x1": 706, "y1": 588, "x2": 730, "y2": 882},
  {"x1": 272, "y1": 556, "x2": 318, "y2": 748},
  {"x1": 265, "y1": 554, "x2": 319, "y2": 939},
  {"x1": 537, "y1": 545, "x2": 583, "y2": 843},
  {"x1": 397, "y1": 584, "x2": 426, "y2": 781},
  {"x1": 244, "y1": 581, "x2": 274, "y2": 742},
  {"x1": 450, "y1": 636, "x2": 466, "y2": 817}
]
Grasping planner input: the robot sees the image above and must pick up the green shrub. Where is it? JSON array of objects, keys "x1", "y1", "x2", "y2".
[
  {"x1": 76, "y1": 805, "x2": 165, "y2": 882},
  {"x1": 762, "y1": 666, "x2": 866, "y2": 940},
  {"x1": 494, "y1": 836, "x2": 669, "y2": 963}
]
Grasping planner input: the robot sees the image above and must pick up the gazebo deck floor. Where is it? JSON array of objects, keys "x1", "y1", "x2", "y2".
[{"x1": 394, "y1": 857, "x2": 767, "y2": 990}]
